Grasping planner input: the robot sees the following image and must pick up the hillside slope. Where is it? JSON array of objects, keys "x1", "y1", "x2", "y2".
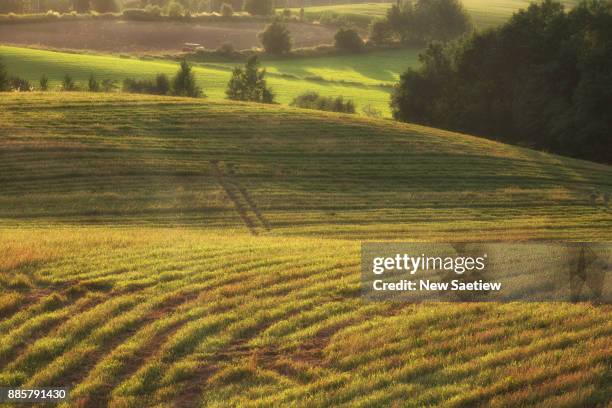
[
  {"x1": 1, "y1": 92, "x2": 610, "y2": 240},
  {"x1": 0, "y1": 93, "x2": 610, "y2": 407}
]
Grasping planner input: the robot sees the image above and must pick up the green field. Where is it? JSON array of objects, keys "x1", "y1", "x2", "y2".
[
  {"x1": 284, "y1": 2, "x2": 390, "y2": 27},
  {"x1": 221, "y1": 48, "x2": 421, "y2": 86},
  {"x1": 0, "y1": 45, "x2": 399, "y2": 116},
  {"x1": 0, "y1": 92, "x2": 610, "y2": 407},
  {"x1": 290, "y1": 0, "x2": 581, "y2": 29},
  {"x1": 2, "y1": 92, "x2": 610, "y2": 238}
]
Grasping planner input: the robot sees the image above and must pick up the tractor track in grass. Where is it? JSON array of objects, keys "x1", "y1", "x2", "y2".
[
  {"x1": 226, "y1": 164, "x2": 272, "y2": 232},
  {"x1": 211, "y1": 160, "x2": 271, "y2": 235}
]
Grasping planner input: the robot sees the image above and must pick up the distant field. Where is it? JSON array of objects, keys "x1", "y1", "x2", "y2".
[
  {"x1": 0, "y1": 93, "x2": 610, "y2": 407},
  {"x1": 284, "y1": 2, "x2": 390, "y2": 27},
  {"x1": 218, "y1": 48, "x2": 421, "y2": 86},
  {"x1": 0, "y1": 19, "x2": 336, "y2": 53},
  {"x1": 291, "y1": 0, "x2": 581, "y2": 29},
  {"x1": 0, "y1": 45, "x2": 395, "y2": 116}
]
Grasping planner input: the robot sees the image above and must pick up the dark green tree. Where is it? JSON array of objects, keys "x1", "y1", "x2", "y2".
[
  {"x1": 101, "y1": 78, "x2": 118, "y2": 92},
  {"x1": 172, "y1": 61, "x2": 202, "y2": 97},
  {"x1": 376, "y1": 0, "x2": 471, "y2": 43},
  {"x1": 226, "y1": 55, "x2": 274, "y2": 103},
  {"x1": 62, "y1": 74, "x2": 77, "y2": 91},
  {"x1": 88, "y1": 74, "x2": 100, "y2": 92},
  {"x1": 391, "y1": 0, "x2": 612, "y2": 164},
  {"x1": 334, "y1": 27, "x2": 364, "y2": 52},
  {"x1": 258, "y1": 19, "x2": 291, "y2": 54},
  {"x1": 368, "y1": 19, "x2": 392, "y2": 44},
  {"x1": 39, "y1": 75, "x2": 49, "y2": 91},
  {"x1": 155, "y1": 73, "x2": 170, "y2": 95}
]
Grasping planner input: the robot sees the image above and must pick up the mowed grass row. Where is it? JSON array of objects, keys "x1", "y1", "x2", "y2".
[
  {"x1": 290, "y1": 0, "x2": 582, "y2": 29},
  {"x1": 0, "y1": 45, "x2": 395, "y2": 116},
  {"x1": 0, "y1": 229, "x2": 610, "y2": 407},
  {"x1": 1, "y1": 92, "x2": 610, "y2": 240}
]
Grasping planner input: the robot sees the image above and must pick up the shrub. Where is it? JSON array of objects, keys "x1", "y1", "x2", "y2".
[
  {"x1": 153, "y1": 74, "x2": 169, "y2": 95},
  {"x1": 122, "y1": 73, "x2": 170, "y2": 95},
  {"x1": 282, "y1": 8, "x2": 291, "y2": 18},
  {"x1": 39, "y1": 75, "x2": 49, "y2": 91},
  {"x1": 101, "y1": 78, "x2": 118, "y2": 92},
  {"x1": 9, "y1": 77, "x2": 32, "y2": 92},
  {"x1": 290, "y1": 91, "x2": 355, "y2": 114},
  {"x1": 172, "y1": 61, "x2": 202, "y2": 97},
  {"x1": 368, "y1": 19, "x2": 392, "y2": 44},
  {"x1": 122, "y1": 8, "x2": 162, "y2": 20},
  {"x1": 61, "y1": 74, "x2": 77, "y2": 91},
  {"x1": 226, "y1": 55, "x2": 274, "y2": 103},
  {"x1": 166, "y1": 1, "x2": 185, "y2": 17},
  {"x1": 88, "y1": 74, "x2": 100, "y2": 92},
  {"x1": 216, "y1": 42, "x2": 240, "y2": 58},
  {"x1": 123, "y1": 78, "x2": 153, "y2": 93},
  {"x1": 220, "y1": 3, "x2": 233, "y2": 17},
  {"x1": 334, "y1": 27, "x2": 364, "y2": 52},
  {"x1": 258, "y1": 19, "x2": 291, "y2": 54},
  {"x1": 244, "y1": 0, "x2": 273, "y2": 16},
  {"x1": 362, "y1": 104, "x2": 382, "y2": 118}
]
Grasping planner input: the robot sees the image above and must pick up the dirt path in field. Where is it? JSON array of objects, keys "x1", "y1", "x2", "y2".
[
  {"x1": 0, "y1": 20, "x2": 335, "y2": 52},
  {"x1": 210, "y1": 161, "x2": 271, "y2": 236}
]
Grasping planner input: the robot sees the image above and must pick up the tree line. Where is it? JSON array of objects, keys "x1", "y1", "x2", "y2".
[
  {"x1": 370, "y1": 0, "x2": 472, "y2": 45},
  {"x1": 0, "y1": 0, "x2": 277, "y2": 15},
  {"x1": 392, "y1": 0, "x2": 612, "y2": 164}
]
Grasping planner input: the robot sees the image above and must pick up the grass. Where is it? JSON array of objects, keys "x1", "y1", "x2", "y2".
[
  {"x1": 289, "y1": 0, "x2": 582, "y2": 29},
  {"x1": 239, "y1": 48, "x2": 421, "y2": 86},
  {"x1": 0, "y1": 45, "x2": 396, "y2": 117},
  {"x1": 0, "y1": 92, "x2": 610, "y2": 406},
  {"x1": 1, "y1": 92, "x2": 610, "y2": 238}
]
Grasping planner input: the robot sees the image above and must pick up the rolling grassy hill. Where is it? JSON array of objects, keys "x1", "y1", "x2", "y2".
[
  {"x1": 289, "y1": 0, "x2": 581, "y2": 29},
  {"x1": 0, "y1": 45, "x2": 396, "y2": 116},
  {"x1": 0, "y1": 92, "x2": 610, "y2": 407},
  {"x1": 1, "y1": 92, "x2": 610, "y2": 239}
]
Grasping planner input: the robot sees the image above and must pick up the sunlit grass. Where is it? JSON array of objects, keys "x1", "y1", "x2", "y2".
[
  {"x1": 0, "y1": 45, "x2": 394, "y2": 116},
  {"x1": 289, "y1": 0, "x2": 581, "y2": 29},
  {"x1": 0, "y1": 92, "x2": 609, "y2": 406}
]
